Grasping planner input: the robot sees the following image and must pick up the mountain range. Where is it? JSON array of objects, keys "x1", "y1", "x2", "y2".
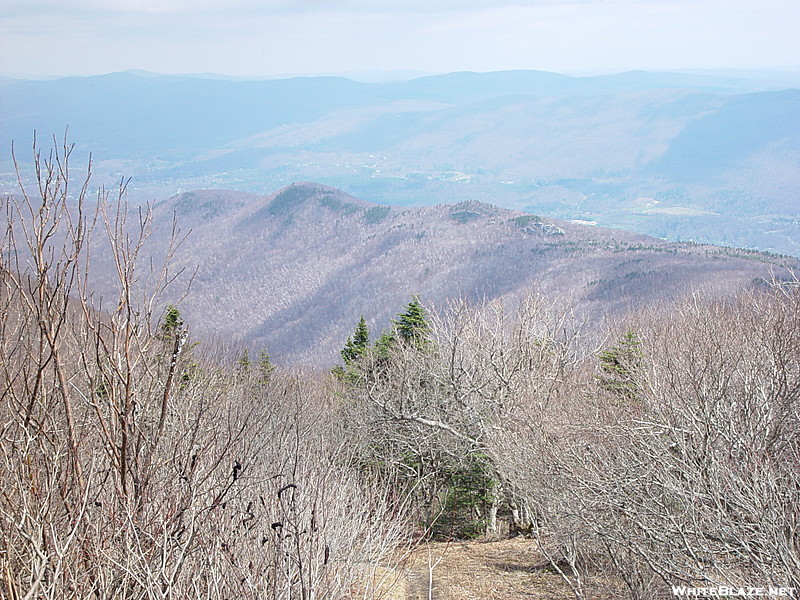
[
  {"x1": 2, "y1": 69, "x2": 798, "y2": 256},
  {"x1": 88, "y1": 183, "x2": 798, "y2": 367}
]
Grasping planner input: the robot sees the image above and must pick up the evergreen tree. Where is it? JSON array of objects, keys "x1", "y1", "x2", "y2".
[
  {"x1": 160, "y1": 305, "x2": 185, "y2": 340},
  {"x1": 238, "y1": 348, "x2": 251, "y2": 372},
  {"x1": 341, "y1": 316, "x2": 370, "y2": 366},
  {"x1": 257, "y1": 349, "x2": 275, "y2": 383},
  {"x1": 598, "y1": 330, "x2": 643, "y2": 401},
  {"x1": 369, "y1": 297, "x2": 429, "y2": 360},
  {"x1": 393, "y1": 296, "x2": 429, "y2": 346},
  {"x1": 157, "y1": 306, "x2": 197, "y2": 390},
  {"x1": 353, "y1": 316, "x2": 370, "y2": 351},
  {"x1": 335, "y1": 316, "x2": 372, "y2": 381},
  {"x1": 374, "y1": 330, "x2": 395, "y2": 359}
]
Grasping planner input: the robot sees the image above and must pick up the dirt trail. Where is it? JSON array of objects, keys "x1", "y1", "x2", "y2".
[{"x1": 382, "y1": 537, "x2": 626, "y2": 600}]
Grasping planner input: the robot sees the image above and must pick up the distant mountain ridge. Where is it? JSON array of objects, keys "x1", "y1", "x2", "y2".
[
  {"x1": 94, "y1": 183, "x2": 800, "y2": 367},
  {"x1": 2, "y1": 69, "x2": 792, "y2": 157},
  {"x1": 2, "y1": 68, "x2": 798, "y2": 256}
]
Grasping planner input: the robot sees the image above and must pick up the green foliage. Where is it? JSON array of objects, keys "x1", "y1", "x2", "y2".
[
  {"x1": 319, "y1": 195, "x2": 361, "y2": 215},
  {"x1": 335, "y1": 300, "x2": 429, "y2": 384},
  {"x1": 393, "y1": 296, "x2": 429, "y2": 347},
  {"x1": 431, "y1": 453, "x2": 497, "y2": 540},
  {"x1": 238, "y1": 348, "x2": 251, "y2": 371},
  {"x1": 257, "y1": 350, "x2": 275, "y2": 383},
  {"x1": 157, "y1": 306, "x2": 198, "y2": 392},
  {"x1": 373, "y1": 330, "x2": 395, "y2": 359},
  {"x1": 267, "y1": 184, "x2": 310, "y2": 216},
  {"x1": 588, "y1": 270, "x2": 656, "y2": 291},
  {"x1": 450, "y1": 210, "x2": 480, "y2": 224},
  {"x1": 95, "y1": 378, "x2": 110, "y2": 402},
  {"x1": 597, "y1": 330, "x2": 643, "y2": 401},
  {"x1": 355, "y1": 441, "x2": 498, "y2": 540},
  {"x1": 341, "y1": 316, "x2": 370, "y2": 366},
  {"x1": 355, "y1": 297, "x2": 431, "y2": 368},
  {"x1": 238, "y1": 348, "x2": 275, "y2": 383},
  {"x1": 335, "y1": 317, "x2": 371, "y2": 382},
  {"x1": 509, "y1": 214, "x2": 542, "y2": 227},
  {"x1": 160, "y1": 305, "x2": 185, "y2": 340},
  {"x1": 363, "y1": 205, "x2": 391, "y2": 225},
  {"x1": 179, "y1": 361, "x2": 202, "y2": 390}
]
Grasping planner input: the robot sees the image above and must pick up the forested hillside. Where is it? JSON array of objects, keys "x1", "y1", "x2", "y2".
[
  {"x1": 116, "y1": 182, "x2": 797, "y2": 366},
  {"x1": 2, "y1": 139, "x2": 799, "y2": 600}
]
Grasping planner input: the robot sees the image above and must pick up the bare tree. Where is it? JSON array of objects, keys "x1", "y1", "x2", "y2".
[
  {"x1": 489, "y1": 288, "x2": 800, "y2": 599},
  {"x1": 599, "y1": 289, "x2": 800, "y2": 589},
  {"x1": 0, "y1": 137, "x2": 411, "y2": 599},
  {"x1": 341, "y1": 295, "x2": 584, "y2": 538}
]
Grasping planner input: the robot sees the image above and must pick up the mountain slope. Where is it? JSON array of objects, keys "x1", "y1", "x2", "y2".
[
  {"x1": 122, "y1": 183, "x2": 799, "y2": 367},
  {"x1": 3, "y1": 69, "x2": 798, "y2": 255}
]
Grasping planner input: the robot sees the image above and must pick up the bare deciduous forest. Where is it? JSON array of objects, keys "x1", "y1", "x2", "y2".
[{"x1": 2, "y1": 141, "x2": 798, "y2": 599}]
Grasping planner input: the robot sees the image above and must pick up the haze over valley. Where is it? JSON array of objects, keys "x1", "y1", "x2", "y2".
[{"x1": 2, "y1": 68, "x2": 799, "y2": 256}]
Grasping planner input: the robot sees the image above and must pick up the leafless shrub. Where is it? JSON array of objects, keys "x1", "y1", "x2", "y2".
[
  {"x1": 602, "y1": 290, "x2": 800, "y2": 589},
  {"x1": 341, "y1": 295, "x2": 584, "y2": 539},
  {"x1": 489, "y1": 288, "x2": 800, "y2": 598},
  {"x1": 0, "y1": 137, "x2": 410, "y2": 599}
]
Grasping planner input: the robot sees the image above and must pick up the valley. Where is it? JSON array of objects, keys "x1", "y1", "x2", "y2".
[{"x1": 2, "y1": 69, "x2": 798, "y2": 255}]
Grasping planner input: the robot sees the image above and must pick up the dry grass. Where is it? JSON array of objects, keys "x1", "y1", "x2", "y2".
[
  {"x1": 365, "y1": 565, "x2": 410, "y2": 600},
  {"x1": 395, "y1": 537, "x2": 627, "y2": 600}
]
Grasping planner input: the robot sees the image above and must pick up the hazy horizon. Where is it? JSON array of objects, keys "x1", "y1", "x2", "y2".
[
  {"x1": 5, "y1": 66, "x2": 800, "y2": 84},
  {"x1": 2, "y1": 0, "x2": 798, "y2": 79}
]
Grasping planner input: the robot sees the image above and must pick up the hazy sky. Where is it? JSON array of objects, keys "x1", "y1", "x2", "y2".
[{"x1": 2, "y1": 0, "x2": 798, "y2": 78}]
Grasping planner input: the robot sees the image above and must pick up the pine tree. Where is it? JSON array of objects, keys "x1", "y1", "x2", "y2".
[
  {"x1": 353, "y1": 316, "x2": 369, "y2": 351},
  {"x1": 374, "y1": 330, "x2": 395, "y2": 359},
  {"x1": 393, "y1": 296, "x2": 428, "y2": 346},
  {"x1": 598, "y1": 330, "x2": 643, "y2": 401},
  {"x1": 160, "y1": 305, "x2": 185, "y2": 340},
  {"x1": 257, "y1": 349, "x2": 275, "y2": 383},
  {"x1": 334, "y1": 317, "x2": 372, "y2": 381},
  {"x1": 238, "y1": 348, "x2": 251, "y2": 372},
  {"x1": 341, "y1": 316, "x2": 370, "y2": 366}
]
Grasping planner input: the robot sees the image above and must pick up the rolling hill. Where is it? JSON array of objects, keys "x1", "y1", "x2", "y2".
[
  {"x1": 90, "y1": 183, "x2": 798, "y2": 367},
  {"x1": 2, "y1": 69, "x2": 798, "y2": 256}
]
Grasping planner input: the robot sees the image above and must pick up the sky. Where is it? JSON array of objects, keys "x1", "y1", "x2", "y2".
[{"x1": 1, "y1": 0, "x2": 799, "y2": 79}]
